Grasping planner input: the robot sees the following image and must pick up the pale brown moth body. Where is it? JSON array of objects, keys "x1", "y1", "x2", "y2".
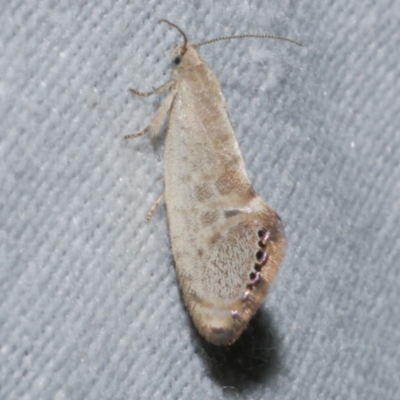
[{"x1": 127, "y1": 21, "x2": 297, "y2": 346}]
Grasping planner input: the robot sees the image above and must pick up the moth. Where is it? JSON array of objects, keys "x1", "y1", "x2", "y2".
[{"x1": 126, "y1": 20, "x2": 300, "y2": 346}]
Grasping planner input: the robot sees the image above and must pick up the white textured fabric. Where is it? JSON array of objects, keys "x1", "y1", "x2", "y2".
[{"x1": 1, "y1": 1, "x2": 399, "y2": 399}]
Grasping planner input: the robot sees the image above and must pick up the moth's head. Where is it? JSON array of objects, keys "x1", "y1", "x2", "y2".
[
  {"x1": 170, "y1": 44, "x2": 201, "y2": 70},
  {"x1": 158, "y1": 20, "x2": 202, "y2": 70}
]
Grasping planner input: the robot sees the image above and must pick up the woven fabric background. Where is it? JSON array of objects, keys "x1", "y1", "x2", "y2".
[{"x1": 1, "y1": 1, "x2": 399, "y2": 399}]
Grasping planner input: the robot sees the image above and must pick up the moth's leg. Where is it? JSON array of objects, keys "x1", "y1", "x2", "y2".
[
  {"x1": 145, "y1": 192, "x2": 165, "y2": 223},
  {"x1": 129, "y1": 80, "x2": 175, "y2": 97},
  {"x1": 124, "y1": 82, "x2": 176, "y2": 140}
]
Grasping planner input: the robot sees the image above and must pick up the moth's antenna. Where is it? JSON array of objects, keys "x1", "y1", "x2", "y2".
[
  {"x1": 195, "y1": 34, "x2": 302, "y2": 47},
  {"x1": 159, "y1": 19, "x2": 188, "y2": 54}
]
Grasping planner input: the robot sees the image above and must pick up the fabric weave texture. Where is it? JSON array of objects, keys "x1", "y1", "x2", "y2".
[{"x1": 1, "y1": 1, "x2": 399, "y2": 399}]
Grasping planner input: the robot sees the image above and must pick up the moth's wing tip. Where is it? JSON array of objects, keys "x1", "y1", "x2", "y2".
[
  {"x1": 201, "y1": 323, "x2": 244, "y2": 347},
  {"x1": 192, "y1": 307, "x2": 252, "y2": 346}
]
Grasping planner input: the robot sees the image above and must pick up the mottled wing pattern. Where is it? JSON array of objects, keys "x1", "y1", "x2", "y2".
[{"x1": 171, "y1": 185, "x2": 285, "y2": 345}]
